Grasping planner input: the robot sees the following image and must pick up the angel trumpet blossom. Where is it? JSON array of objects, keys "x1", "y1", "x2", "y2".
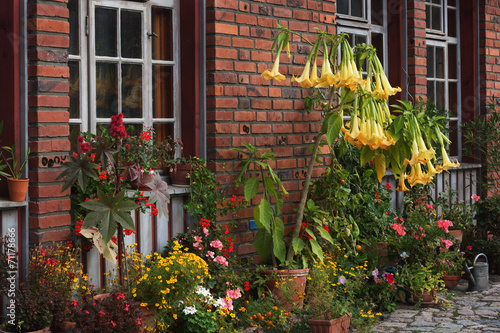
[
  {"x1": 291, "y1": 61, "x2": 313, "y2": 88},
  {"x1": 436, "y1": 146, "x2": 460, "y2": 172},
  {"x1": 262, "y1": 51, "x2": 286, "y2": 82}
]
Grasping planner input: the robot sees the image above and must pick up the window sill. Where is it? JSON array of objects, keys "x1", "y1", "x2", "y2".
[{"x1": 0, "y1": 199, "x2": 28, "y2": 210}]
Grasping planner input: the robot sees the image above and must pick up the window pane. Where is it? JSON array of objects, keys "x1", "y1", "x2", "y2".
[
  {"x1": 449, "y1": 81, "x2": 457, "y2": 116},
  {"x1": 122, "y1": 64, "x2": 143, "y2": 118},
  {"x1": 153, "y1": 65, "x2": 174, "y2": 119},
  {"x1": 447, "y1": 8, "x2": 456, "y2": 37},
  {"x1": 371, "y1": 0, "x2": 383, "y2": 25},
  {"x1": 449, "y1": 121, "x2": 458, "y2": 156},
  {"x1": 69, "y1": 61, "x2": 80, "y2": 119},
  {"x1": 355, "y1": 35, "x2": 367, "y2": 46},
  {"x1": 152, "y1": 8, "x2": 173, "y2": 61},
  {"x1": 96, "y1": 62, "x2": 117, "y2": 118},
  {"x1": 70, "y1": 124, "x2": 81, "y2": 152},
  {"x1": 448, "y1": 44, "x2": 457, "y2": 79},
  {"x1": 121, "y1": 10, "x2": 142, "y2": 59},
  {"x1": 426, "y1": 46, "x2": 434, "y2": 78},
  {"x1": 432, "y1": 0, "x2": 441, "y2": 4},
  {"x1": 426, "y1": 5, "x2": 431, "y2": 29},
  {"x1": 436, "y1": 81, "x2": 445, "y2": 109},
  {"x1": 432, "y1": 6, "x2": 442, "y2": 30},
  {"x1": 337, "y1": 0, "x2": 348, "y2": 15},
  {"x1": 154, "y1": 123, "x2": 174, "y2": 143},
  {"x1": 436, "y1": 47, "x2": 444, "y2": 78},
  {"x1": 372, "y1": 33, "x2": 384, "y2": 64},
  {"x1": 352, "y1": 0, "x2": 363, "y2": 17},
  {"x1": 447, "y1": 0, "x2": 456, "y2": 6},
  {"x1": 95, "y1": 7, "x2": 117, "y2": 57},
  {"x1": 427, "y1": 80, "x2": 435, "y2": 103},
  {"x1": 68, "y1": 0, "x2": 79, "y2": 55}
]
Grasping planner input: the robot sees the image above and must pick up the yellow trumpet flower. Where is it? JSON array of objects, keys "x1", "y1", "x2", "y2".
[
  {"x1": 291, "y1": 61, "x2": 313, "y2": 88},
  {"x1": 373, "y1": 73, "x2": 388, "y2": 100},
  {"x1": 316, "y1": 57, "x2": 336, "y2": 88},
  {"x1": 262, "y1": 53, "x2": 286, "y2": 82},
  {"x1": 396, "y1": 174, "x2": 409, "y2": 192},
  {"x1": 436, "y1": 146, "x2": 460, "y2": 172},
  {"x1": 408, "y1": 163, "x2": 430, "y2": 187},
  {"x1": 310, "y1": 59, "x2": 319, "y2": 87},
  {"x1": 425, "y1": 160, "x2": 439, "y2": 179},
  {"x1": 380, "y1": 70, "x2": 402, "y2": 97}
]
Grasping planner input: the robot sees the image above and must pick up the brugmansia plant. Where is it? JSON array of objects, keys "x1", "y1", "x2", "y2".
[{"x1": 258, "y1": 25, "x2": 460, "y2": 264}]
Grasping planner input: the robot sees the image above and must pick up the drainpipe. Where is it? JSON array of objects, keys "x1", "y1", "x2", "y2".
[{"x1": 199, "y1": 0, "x2": 206, "y2": 160}]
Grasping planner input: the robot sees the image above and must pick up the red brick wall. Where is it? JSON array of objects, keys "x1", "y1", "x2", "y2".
[
  {"x1": 27, "y1": 0, "x2": 71, "y2": 243},
  {"x1": 206, "y1": 0, "x2": 337, "y2": 261},
  {"x1": 479, "y1": 0, "x2": 500, "y2": 107},
  {"x1": 407, "y1": 0, "x2": 427, "y2": 99}
]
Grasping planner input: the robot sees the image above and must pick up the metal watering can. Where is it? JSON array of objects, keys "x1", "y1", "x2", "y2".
[{"x1": 464, "y1": 253, "x2": 489, "y2": 291}]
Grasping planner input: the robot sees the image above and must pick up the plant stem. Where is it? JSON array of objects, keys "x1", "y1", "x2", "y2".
[{"x1": 286, "y1": 86, "x2": 337, "y2": 263}]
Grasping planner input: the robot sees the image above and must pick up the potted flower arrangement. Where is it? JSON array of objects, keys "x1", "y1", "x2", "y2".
[
  {"x1": 0, "y1": 143, "x2": 31, "y2": 202},
  {"x1": 57, "y1": 113, "x2": 170, "y2": 279},
  {"x1": 437, "y1": 247, "x2": 465, "y2": 289}
]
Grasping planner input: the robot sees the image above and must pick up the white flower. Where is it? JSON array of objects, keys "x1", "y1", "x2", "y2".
[
  {"x1": 149, "y1": 168, "x2": 155, "y2": 175},
  {"x1": 195, "y1": 286, "x2": 213, "y2": 301},
  {"x1": 183, "y1": 306, "x2": 197, "y2": 315},
  {"x1": 214, "y1": 298, "x2": 225, "y2": 308}
]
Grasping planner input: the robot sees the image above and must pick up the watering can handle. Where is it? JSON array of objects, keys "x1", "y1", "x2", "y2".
[
  {"x1": 464, "y1": 261, "x2": 476, "y2": 286},
  {"x1": 473, "y1": 253, "x2": 488, "y2": 265}
]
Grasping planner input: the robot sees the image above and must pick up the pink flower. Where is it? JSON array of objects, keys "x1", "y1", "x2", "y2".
[
  {"x1": 472, "y1": 194, "x2": 480, "y2": 202},
  {"x1": 440, "y1": 238, "x2": 453, "y2": 249},
  {"x1": 194, "y1": 236, "x2": 203, "y2": 243},
  {"x1": 71, "y1": 300, "x2": 78, "y2": 307},
  {"x1": 222, "y1": 297, "x2": 233, "y2": 311},
  {"x1": 390, "y1": 223, "x2": 406, "y2": 236},
  {"x1": 136, "y1": 318, "x2": 142, "y2": 325},
  {"x1": 425, "y1": 204, "x2": 433, "y2": 210},
  {"x1": 226, "y1": 288, "x2": 242, "y2": 300},
  {"x1": 206, "y1": 251, "x2": 215, "y2": 258},
  {"x1": 467, "y1": 245, "x2": 472, "y2": 251},
  {"x1": 214, "y1": 255, "x2": 228, "y2": 267},
  {"x1": 124, "y1": 304, "x2": 129, "y2": 311},
  {"x1": 203, "y1": 228, "x2": 209, "y2": 236},
  {"x1": 210, "y1": 240, "x2": 224, "y2": 251},
  {"x1": 437, "y1": 219, "x2": 453, "y2": 233},
  {"x1": 111, "y1": 320, "x2": 116, "y2": 327}
]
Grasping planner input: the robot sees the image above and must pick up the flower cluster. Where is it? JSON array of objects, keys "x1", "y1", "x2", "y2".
[{"x1": 110, "y1": 113, "x2": 127, "y2": 139}]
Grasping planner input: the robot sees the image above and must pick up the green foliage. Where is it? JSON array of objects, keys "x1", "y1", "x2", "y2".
[
  {"x1": 462, "y1": 99, "x2": 500, "y2": 191},
  {"x1": 475, "y1": 196, "x2": 500, "y2": 238},
  {"x1": 0, "y1": 143, "x2": 30, "y2": 180},
  {"x1": 433, "y1": 181, "x2": 477, "y2": 231}
]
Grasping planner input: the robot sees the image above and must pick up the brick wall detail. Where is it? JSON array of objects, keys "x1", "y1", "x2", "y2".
[
  {"x1": 407, "y1": 0, "x2": 427, "y2": 99},
  {"x1": 27, "y1": 0, "x2": 71, "y2": 243}
]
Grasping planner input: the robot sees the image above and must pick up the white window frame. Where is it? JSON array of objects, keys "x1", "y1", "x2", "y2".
[
  {"x1": 69, "y1": 0, "x2": 181, "y2": 139},
  {"x1": 426, "y1": 1, "x2": 461, "y2": 159}
]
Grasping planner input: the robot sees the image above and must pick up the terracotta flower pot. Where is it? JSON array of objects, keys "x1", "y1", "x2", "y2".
[
  {"x1": 408, "y1": 288, "x2": 438, "y2": 307},
  {"x1": 7, "y1": 177, "x2": 29, "y2": 202},
  {"x1": 308, "y1": 313, "x2": 352, "y2": 333},
  {"x1": 264, "y1": 268, "x2": 309, "y2": 311},
  {"x1": 170, "y1": 163, "x2": 191, "y2": 186},
  {"x1": 132, "y1": 172, "x2": 155, "y2": 190},
  {"x1": 442, "y1": 275, "x2": 461, "y2": 289},
  {"x1": 139, "y1": 304, "x2": 156, "y2": 333},
  {"x1": 448, "y1": 229, "x2": 463, "y2": 244}
]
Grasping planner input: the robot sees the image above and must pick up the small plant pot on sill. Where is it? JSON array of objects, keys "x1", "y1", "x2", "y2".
[
  {"x1": 131, "y1": 172, "x2": 155, "y2": 191},
  {"x1": 170, "y1": 164, "x2": 191, "y2": 186},
  {"x1": 308, "y1": 313, "x2": 352, "y2": 333},
  {"x1": 7, "y1": 178, "x2": 29, "y2": 202}
]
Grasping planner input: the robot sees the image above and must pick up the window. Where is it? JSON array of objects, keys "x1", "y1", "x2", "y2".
[
  {"x1": 68, "y1": 0, "x2": 180, "y2": 142},
  {"x1": 336, "y1": 0, "x2": 387, "y2": 71},
  {"x1": 426, "y1": 0, "x2": 460, "y2": 157}
]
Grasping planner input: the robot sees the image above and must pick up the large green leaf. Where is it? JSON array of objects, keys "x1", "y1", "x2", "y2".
[
  {"x1": 360, "y1": 145, "x2": 376, "y2": 167},
  {"x1": 317, "y1": 225, "x2": 335, "y2": 245},
  {"x1": 292, "y1": 237, "x2": 306, "y2": 255},
  {"x1": 254, "y1": 229, "x2": 272, "y2": 264},
  {"x1": 309, "y1": 239, "x2": 324, "y2": 262},
  {"x1": 80, "y1": 189, "x2": 139, "y2": 243},
  {"x1": 244, "y1": 177, "x2": 260, "y2": 202},
  {"x1": 56, "y1": 155, "x2": 99, "y2": 192},
  {"x1": 253, "y1": 198, "x2": 272, "y2": 233},
  {"x1": 374, "y1": 153, "x2": 386, "y2": 183},
  {"x1": 272, "y1": 217, "x2": 286, "y2": 263},
  {"x1": 326, "y1": 114, "x2": 342, "y2": 147}
]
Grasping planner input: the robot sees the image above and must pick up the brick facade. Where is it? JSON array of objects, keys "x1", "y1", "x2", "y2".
[
  {"x1": 407, "y1": 0, "x2": 428, "y2": 99},
  {"x1": 479, "y1": 0, "x2": 500, "y2": 107},
  {"x1": 27, "y1": 0, "x2": 71, "y2": 243}
]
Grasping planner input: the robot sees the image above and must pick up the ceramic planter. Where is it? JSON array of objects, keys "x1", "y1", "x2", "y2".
[
  {"x1": 408, "y1": 288, "x2": 438, "y2": 307},
  {"x1": 442, "y1": 275, "x2": 461, "y2": 289},
  {"x1": 131, "y1": 172, "x2": 155, "y2": 190},
  {"x1": 7, "y1": 177, "x2": 29, "y2": 202},
  {"x1": 264, "y1": 268, "x2": 309, "y2": 311},
  {"x1": 308, "y1": 313, "x2": 352, "y2": 333},
  {"x1": 448, "y1": 229, "x2": 463, "y2": 244},
  {"x1": 170, "y1": 163, "x2": 191, "y2": 186}
]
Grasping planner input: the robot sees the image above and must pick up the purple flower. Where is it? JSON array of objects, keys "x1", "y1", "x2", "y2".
[{"x1": 338, "y1": 276, "x2": 346, "y2": 284}]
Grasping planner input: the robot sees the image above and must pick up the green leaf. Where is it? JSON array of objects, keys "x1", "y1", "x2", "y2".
[
  {"x1": 244, "y1": 177, "x2": 260, "y2": 202},
  {"x1": 304, "y1": 228, "x2": 317, "y2": 241},
  {"x1": 309, "y1": 239, "x2": 323, "y2": 262},
  {"x1": 272, "y1": 217, "x2": 286, "y2": 263},
  {"x1": 374, "y1": 154, "x2": 386, "y2": 183},
  {"x1": 292, "y1": 237, "x2": 306, "y2": 255},
  {"x1": 317, "y1": 226, "x2": 335, "y2": 244},
  {"x1": 56, "y1": 155, "x2": 99, "y2": 192},
  {"x1": 326, "y1": 114, "x2": 342, "y2": 147},
  {"x1": 254, "y1": 198, "x2": 272, "y2": 233},
  {"x1": 263, "y1": 176, "x2": 276, "y2": 197},
  {"x1": 360, "y1": 145, "x2": 376, "y2": 166},
  {"x1": 254, "y1": 229, "x2": 272, "y2": 264}
]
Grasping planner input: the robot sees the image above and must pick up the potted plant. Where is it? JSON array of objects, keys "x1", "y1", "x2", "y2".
[
  {"x1": 169, "y1": 156, "x2": 197, "y2": 186},
  {"x1": 437, "y1": 247, "x2": 465, "y2": 289},
  {"x1": 396, "y1": 262, "x2": 444, "y2": 306},
  {"x1": 0, "y1": 143, "x2": 30, "y2": 202}
]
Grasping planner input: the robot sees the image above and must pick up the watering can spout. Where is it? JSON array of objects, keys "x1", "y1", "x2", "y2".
[{"x1": 464, "y1": 261, "x2": 476, "y2": 286}]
